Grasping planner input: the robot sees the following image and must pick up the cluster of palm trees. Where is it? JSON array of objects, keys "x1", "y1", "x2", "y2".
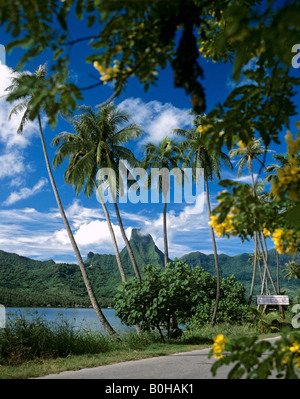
[{"x1": 6, "y1": 64, "x2": 298, "y2": 336}]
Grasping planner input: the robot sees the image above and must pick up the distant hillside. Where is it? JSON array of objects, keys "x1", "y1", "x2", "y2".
[
  {"x1": 179, "y1": 249, "x2": 298, "y2": 297},
  {"x1": 0, "y1": 229, "x2": 298, "y2": 307}
]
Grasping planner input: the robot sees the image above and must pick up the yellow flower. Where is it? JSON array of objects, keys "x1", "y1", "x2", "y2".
[
  {"x1": 263, "y1": 227, "x2": 271, "y2": 237},
  {"x1": 282, "y1": 356, "x2": 289, "y2": 364},
  {"x1": 93, "y1": 60, "x2": 119, "y2": 84},
  {"x1": 212, "y1": 334, "x2": 228, "y2": 359},
  {"x1": 197, "y1": 124, "x2": 212, "y2": 134},
  {"x1": 237, "y1": 140, "x2": 247, "y2": 149},
  {"x1": 214, "y1": 334, "x2": 228, "y2": 345},
  {"x1": 289, "y1": 342, "x2": 300, "y2": 353},
  {"x1": 271, "y1": 228, "x2": 298, "y2": 256}
]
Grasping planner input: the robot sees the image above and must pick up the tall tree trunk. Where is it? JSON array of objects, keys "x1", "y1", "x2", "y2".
[
  {"x1": 249, "y1": 156, "x2": 261, "y2": 305},
  {"x1": 37, "y1": 115, "x2": 117, "y2": 337},
  {"x1": 113, "y1": 201, "x2": 141, "y2": 280},
  {"x1": 98, "y1": 187, "x2": 142, "y2": 333},
  {"x1": 259, "y1": 232, "x2": 278, "y2": 294},
  {"x1": 95, "y1": 183, "x2": 126, "y2": 283},
  {"x1": 205, "y1": 179, "x2": 220, "y2": 327},
  {"x1": 276, "y1": 250, "x2": 280, "y2": 293},
  {"x1": 163, "y1": 199, "x2": 169, "y2": 268},
  {"x1": 248, "y1": 232, "x2": 258, "y2": 305}
]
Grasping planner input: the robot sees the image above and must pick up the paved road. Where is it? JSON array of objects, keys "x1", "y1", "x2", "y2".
[
  {"x1": 37, "y1": 337, "x2": 280, "y2": 380},
  {"x1": 38, "y1": 347, "x2": 227, "y2": 379}
]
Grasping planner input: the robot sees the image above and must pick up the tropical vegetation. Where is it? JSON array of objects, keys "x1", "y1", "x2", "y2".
[{"x1": 0, "y1": 0, "x2": 300, "y2": 379}]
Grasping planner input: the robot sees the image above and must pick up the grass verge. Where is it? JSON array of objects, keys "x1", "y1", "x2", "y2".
[{"x1": 0, "y1": 313, "x2": 282, "y2": 379}]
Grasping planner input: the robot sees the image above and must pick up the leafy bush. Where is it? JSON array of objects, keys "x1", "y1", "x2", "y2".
[
  {"x1": 114, "y1": 260, "x2": 250, "y2": 339},
  {"x1": 114, "y1": 260, "x2": 198, "y2": 340},
  {"x1": 187, "y1": 268, "x2": 250, "y2": 327}
]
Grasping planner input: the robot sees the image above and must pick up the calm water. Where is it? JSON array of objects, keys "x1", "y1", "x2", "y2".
[{"x1": 5, "y1": 307, "x2": 134, "y2": 334}]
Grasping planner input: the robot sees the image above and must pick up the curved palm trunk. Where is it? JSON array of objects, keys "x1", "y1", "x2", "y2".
[
  {"x1": 97, "y1": 188, "x2": 142, "y2": 333},
  {"x1": 113, "y1": 201, "x2": 141, "y2": 280},
  {"x1": 248, "y1": 157, "x2": 262, "y2": 304},
  {"x1": 205, "y1": 179, "x2": 221, "y2": 326},
  {"x1": 163, "y1": 199, "x2": 169, "y2": 268},
  {"x1": 37, "y1": 115, "x2": 117, "y2": 337},
  {"x1": 95, "y1": 184, "x2": 126, "y2": 283}
]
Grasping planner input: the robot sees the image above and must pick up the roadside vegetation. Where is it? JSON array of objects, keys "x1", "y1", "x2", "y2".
[
  {"x1": 0, "y1": 0, "x2": 300, "y2": 379},
  {"x1": 0, "y1": 310, "x2": 290, "y2": 379}
]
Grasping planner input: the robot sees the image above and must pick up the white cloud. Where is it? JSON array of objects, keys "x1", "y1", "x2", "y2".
[
  {"x1": 0, "y1": 195, "x2": 259, "y2": 263},
  {"x1": 54, "y1": 219, "x2": 131, "y2": 250},
  {"x1": 0, "y1": 64, "x2": 49, "y2": 206},
  {"x1": 117, "y1": 98, "x2": 193, "y2": 146},
  {"x1": 0, "y1": 200, "x2": 130, "y2": 261},
  {"x1": 0, "y1": 64, "x2": 39, "y2": 149},
  {"x1": 2, "y1": 177, "x2": 48, "y2": 206},
  {"x1": 222, "y1": 170, "x2": 260, "y2": 185},
  {"x1": 0, "y1": 151, "x2": 26, "y2": 179}
]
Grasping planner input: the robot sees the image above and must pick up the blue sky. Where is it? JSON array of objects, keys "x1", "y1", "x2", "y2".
[{"x1": 0, "y1": 10, "x2": 299, "y2": 263}]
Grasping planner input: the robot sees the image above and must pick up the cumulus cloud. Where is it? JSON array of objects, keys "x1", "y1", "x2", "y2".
[
  {"x1": 0, "y1": 64, "x2": 49, "y2": 205},
  {"x1": 117, "y1": 98, "x2": 193, "y2": 146},
  {"x1": 0, "y1": 195, "x2": 258, "y2": 262},
  {"x1": 0, "y1": 200, "x2": 131, "y2": 261},
  {"x1": 0, "y1": 151, "x2": 26, "y2": 179},
  {"x1": 0, "y1": 64, "x2": 39, "y2": 150}
]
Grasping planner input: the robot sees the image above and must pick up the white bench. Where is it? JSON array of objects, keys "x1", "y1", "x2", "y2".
[{"x1": 256, "y1": 295, "x2": 289, "y2": 306}]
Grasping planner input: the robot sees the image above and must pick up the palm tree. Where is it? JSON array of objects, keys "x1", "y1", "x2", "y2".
[
  {"x1": 282, "y1": 260, "x2": 300, "y2": 289},
  {"x1": 229, "y1": 138, "x2": 276, "y2": 304},
  {"x1": 174, "y1": 124, "x2": 233, "y2": 326},
  {"x1": 6, "y1": 65, "x2": 117, "y2": 336},
  {"x1": 52, "y1": 104, "x2": 143, "y2": 281},
  {"x1": 229, "y1": 138, "x2": 269, "y2": 193},
  {"x1": 142, "y1": 137, "x2": 184, "y2": 267}
]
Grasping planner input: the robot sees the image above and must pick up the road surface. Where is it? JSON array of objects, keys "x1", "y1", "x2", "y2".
[{"x1": 37, "y1": 337, "x2": 280, "y2": 379}]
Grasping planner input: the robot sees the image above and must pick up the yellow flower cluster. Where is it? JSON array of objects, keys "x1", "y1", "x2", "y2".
[
  {"x1": 282, "y1": 341, "x2": 300, "y2": 368},
  {"x1": 237, "y1": 140, "x2": 247, "y2": 149},
  {"x1": 212, "y1": 334, "x2": 228, "y2": 359},
  {"x1": 197, "y1": 124, "x2": 212, "y2": 134},
  {"x1": 286, "y1": 128, "x2": 300, "y2": 156},
  {"x1": 271, "y1": 228, "x2": 300, "y2": 255},
  {"x1": 271, "y1": 128, "x2": 300, "y2": 202},
  {"x1": 93, "y1": 61, "x2": 119, "y2": 83},
  {"x1": 262, "y1": 227, "x2": 271, "y2": 237},
  {"x1": 209, "y1": 209, "x2": 239, "y2": 238}
]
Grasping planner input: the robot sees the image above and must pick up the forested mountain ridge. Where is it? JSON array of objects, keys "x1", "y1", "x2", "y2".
[{"x1": 0, "y1": 229, "x2": 297, "y2": 307}]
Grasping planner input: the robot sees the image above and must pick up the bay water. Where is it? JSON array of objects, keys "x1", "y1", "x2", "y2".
[{"x1": 5, "y1": 307, "x2": 134, "y2": 334}]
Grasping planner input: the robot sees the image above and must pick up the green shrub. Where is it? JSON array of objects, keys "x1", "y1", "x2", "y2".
[
  {"x1": 188, "y1": 269, "x2": 250, "y2": 327},
  {"x1": 114, "y1": 260, "x2": 198, "y2": 340},
  {"x1": 114, "y1": 260, "x2": 250, "y2": 340}
]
